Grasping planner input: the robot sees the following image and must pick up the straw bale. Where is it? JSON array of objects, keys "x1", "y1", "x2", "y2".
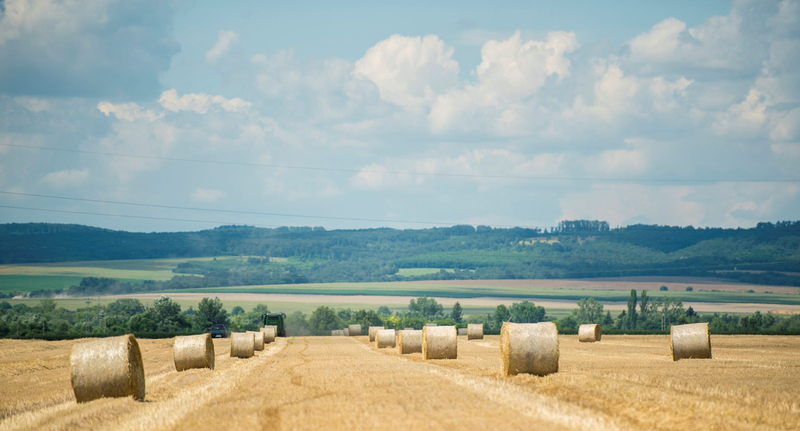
[
  {"x1": 467, "y1": 324, "x2": 484, "y2": 340},
  {"x1": 230, "y1": 332, "x2": 255, "y2": 358},
  {"x1": 500, "y1": 322, "x2": 559, "y2": 376},
  {"x1": 344, "y1": 328, "x2": 350, "y2": 336},
  {"x1": 375, "y1": 329, "x2": 397, "y2": 348},
  {"x1": 174, "y1": 333, "x2": 215, "y2": 371},
  {"x1": 70, "y1": 334, "x2": 145, "y2": 403},
  {"x1": 398, "y1": 330, "x2": 422, "y2": 354},
  {"x1": 265, "y1": 325, "x2": 278, "y2": 343},
  {"x1": 422, "y1": 326, "x2": 457, "y2": 360},
  {"x1": 247, "y1": 331, "x2": 265, "y2": 351},
  {"x1": 369, "y1": 326, "x2": 384, "y2": 342},
  {"x1": 348, "y1": 324, "x2": 362, "y2": 336},
  {"x1": 578, "y1": 324, "x2": 602, "y2": 342},
  {"x1": 671, "y1": 322, "x2": 711, "y2": 361}
]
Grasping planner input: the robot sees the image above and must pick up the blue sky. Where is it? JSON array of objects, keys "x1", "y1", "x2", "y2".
[{"x1": 1, "y1": 0, "x2": 799, "y2": 232}]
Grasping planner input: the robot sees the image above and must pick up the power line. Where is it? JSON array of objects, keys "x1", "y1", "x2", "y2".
[{"x1": 3, "y1": 142, "x2": 799, "y2": 183}]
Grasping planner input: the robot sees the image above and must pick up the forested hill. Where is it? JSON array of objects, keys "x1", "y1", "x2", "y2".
[{"x1": 2, "y1": 221, "x2": 800, "y2": 287}]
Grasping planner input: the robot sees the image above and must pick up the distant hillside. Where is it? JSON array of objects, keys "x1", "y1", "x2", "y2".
[{"x1": 2, "y1": 221, "x2": 800, "y2": 291}]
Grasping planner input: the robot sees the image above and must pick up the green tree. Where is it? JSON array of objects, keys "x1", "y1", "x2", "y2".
[
  {"x1": 351, "y1": 309, "x2": 383, "y2": 328},
  {"x1": 231, "y1": 306, "x2": 245, "y2": 316},
  {"x1": 308, "y1": 306, "x2": 342, "y2": 332},
  {"x1": 107, "y1": 298, "x2": 145, "y2": 317},
  {"x1": 39, "y1": 298, "x2": 57, "y2": 313},
  {"x1": 194, "y1": 297, "x2": 228, "y2": 331},
  {"x1": 509, "y1": 301, "x2": 546, "y2": 323},
  {"x1": 492, "y1": 304, "x2": 510, "y2": 329},
  {"x1": 152, "y1": 296, "x2": 188, "y2": 332},
  {"x1": 573, "y1": 298, "x2": 604, "y2": 324},
  {"x1": 377, "y1": 306, "x2": 391, "y2": 316},
  {"x1": 409, "y1": 296, "x2": 444, "y2": 319},
  {"x1": 451, "y1": 302, "x2": 463, "y2": 323},
  {"x1": 252, "y1": 304, "x2": 270, "y2": 315},
  {"x1": 626, "y1": 290, "x2": 638, "y2": 329}
]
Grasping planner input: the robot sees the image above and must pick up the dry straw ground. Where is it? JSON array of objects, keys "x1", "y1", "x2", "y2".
[{"x1": 0, "y1": 335, "x2": 798, "y2": 430}]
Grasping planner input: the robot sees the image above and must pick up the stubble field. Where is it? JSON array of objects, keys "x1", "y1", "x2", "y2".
[{"x1": 0, "y1": 334, "x2": 798, "y2": 430}]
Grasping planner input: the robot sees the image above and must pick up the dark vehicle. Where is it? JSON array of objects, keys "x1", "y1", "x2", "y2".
[
  {"x1": 262, "y1": 312, "x2": 287, "y2": 337},
  {"x1": 210, "y1": 324, "x2": 230, "y2": 338}
]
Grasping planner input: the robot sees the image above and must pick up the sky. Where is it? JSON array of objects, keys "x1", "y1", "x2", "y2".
[{"x1": 1, "y1": 0, "x2": 799, "y2": 232}]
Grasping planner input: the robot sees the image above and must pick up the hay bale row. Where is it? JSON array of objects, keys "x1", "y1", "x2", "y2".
[
  {"x1": 398, "y1": 329, "x2": 422, "y2": 354},
  {"x1": 422, "y1": 326, "x2": 457, "y2": 360},
  {"x1": 578, "y1": 324, "x2": 601, "y2": 342},
  {"x1": 500, "y1": 322, "x2": 559, "y2": 376},
  {"x1": 671, "y1": 322, "x2": 711, "y2": 360},
  {"x1": 70, "y1": 334, "x2": 145, "y2": 403},
  {"x1": 348, "y1": 324, "x2": 362, "y2": 336},
  {"x1": 331, "y1": 329, "x2": 345, "y2": 336},
  {"x1": 261, "y1": 326, "x2": 276, "y2": 343},
  {"x1": 369, "y1": 326, "x2": 384, "y2": 342},
  {"x1": 467, "y1": 324, "x2": 484, "y2": 340},
  {"x1": 247, "y1": 330, "x2": 265, "y2": 351},
  {"x1": 344, "y1": 328, "x2": 350, "y2": 336},
  {"x1": 376, "y1": 329, "x2": 397, "y2": 348},
  {"x1": 174, "y1": 333, "x2": 215, "y2": 372}
]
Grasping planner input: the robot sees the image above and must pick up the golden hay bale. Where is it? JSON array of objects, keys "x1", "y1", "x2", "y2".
[
  {"x1": 369, "y1": 326, "x2": 384, "y2": 342},
  {"x1": 397, "y1": 329, "x2": 422, "y2": 354},
  {"x1": 230, "y1": 332, "x2": 255, "y2": 358},
  {"x1": 247, "y1": 331, "x2": 265, "y2": 351},
  {"x1": 467, "y1": 324, "x2": 484, "y2": 340},
  {"x1": 375, "y1": 329, "x2": 396, "y2": 348},
  {"x1": 344, "y1": 328, "x2": 350, "y2": 336},
  {"x1": 348, "y1": 324, "x2": 362, "y2": 336},
  {"x1": 422, "y1": 326, "x2": 457, "y2": 360},
  {"x1": 70, "y1": 334, "x2": 145, "y2": 403},
  {"x1": 500, "y1": 322, "x2": 559, "y2": 376},
  {"x1": 263, "y1": 326, "x2": 276, "y2": 343},
  {"x1": 578, "y1": 324, "x2": 602, "y2": 342},
  {"x1": 457, "y1": 327, "x2": 467, "y2": 336},
  {"x1": 173, "y1": 333, "x2": 215, "y2": 372},
  {"x1": 671, "y1": 322, "x2": 711, "y2": 361}
]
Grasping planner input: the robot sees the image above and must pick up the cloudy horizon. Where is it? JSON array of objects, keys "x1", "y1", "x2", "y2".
[{"x1": 1, "y1": 0, "x2": 799, "y2": 232}]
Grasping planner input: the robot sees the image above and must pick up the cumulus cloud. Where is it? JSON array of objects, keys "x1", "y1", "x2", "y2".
[
  {"x1": 158, "y1": 89, "x2": 252, "y2": 114},
  {"x1": 205, "y1": 30, "x2": 239, "y2": 64},
  {"x1": 191, "y1": 188, "x2": 227, "y2": 202},
  {"x1": 39, "y1": 168, "x2": 90, "y2": 188},
  {"x1": 0, "y1": 0, "x2": 179, "y2": 99},
  {"x1": 97, "y1": 101, "x2": 164, "y2": 122},
  {"x1": 353, "y1": 34, "x2": 459, "y2": 108}
]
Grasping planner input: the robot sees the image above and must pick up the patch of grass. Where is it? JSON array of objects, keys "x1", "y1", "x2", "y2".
[
  {"x1": 397, "y1": 268, "x2": 454, "y2": 276},
  {"x1": 0, "y1": 275, "x2": 84, "y2": 292}
]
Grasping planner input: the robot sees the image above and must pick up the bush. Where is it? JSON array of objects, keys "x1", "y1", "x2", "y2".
[
  {"x1": 660, "y1": 286, "x2": 669, "y2": 291},
  {"x1": 685, "y1": 286, "x2": 693, "y2": 291}
]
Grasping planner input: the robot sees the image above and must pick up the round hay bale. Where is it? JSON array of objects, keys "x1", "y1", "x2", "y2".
[
  {"x1": 331, "y1": 330, "x2": 337, "y2": 336},
  {"x1": 398, "y1": 329, "x2": 422, "y2": 354},
  {"x1": 375, "y1": 329, "x2": 397, "y2": 348},
  {"x1": 247, "y1": 331, "x2": 265, "y2": 351},
  {"x1": 404, "y1": 327, "x2": 413, "y2": 330},
  {"x1": 230, "y1": 332, "x2": 255, "y2": 358},
  {"x1": 671, "y1": 322, "x2": 711, "y2": 361},
  {"x1": 348, "y1": 324, "x2": 362, "y2": 336},
  {"x1": 174, "y1": 333, "x2": 215, "y2": 372},
  {"x1": 344, "y1": 328, "x2": 350, "y2": 336},
  {"x1": 457, "y1": 327, "x2": 468, "y2": 336},
  {"x1": 500, "y1": 322, "x2": 559, "y2": 376},
  {"x1": 467, "y1": 324, "x2": 484, "y2": 340},
  {"x1": 578, "y1": 324, "x2": 601, "y2": 342},
  {"x1": 422, "y1": 326, "x2": 457, "y2": 360},
  {"x1": 265, "y1": 325, "x2": 278, "y2": 342},
  {"x1": 424, "y1": 323, "x2": 438, "y2": 327},
  {"x1": 70, "y1": 334, "x2": 145, "y2": 403},
  {"x1": 369, "y1": 326, "x2": 384, "y2": 342}
]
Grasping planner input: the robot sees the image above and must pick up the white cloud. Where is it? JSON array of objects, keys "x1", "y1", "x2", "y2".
[
  {"x1": 14, "y1": 96, "x2": 50, "y2": 112},
  {"x1": 353, "y1": 34, "x2": 459, "y2": 108},
  {"x1": 97, "y1": 101, "x2": 164, "y2": 122},
  {"x1": 158, "y1": 89, "x2": 252, "y2": 114},
  {"x1": 191, "y1": 188, "x2": 227, "y2": 203},
  {"x1": 205, "y1": 30, "x2": 239, "y2": 64},
  {"x1": 584, "y1": 149, "x2": 648, "y2": 176},
  {"x1": 39, "y1": 168, "x2": 90, "y2": 188},
  {"x1": 769, "y1": 108, "x2": 800, "y2": 142}
]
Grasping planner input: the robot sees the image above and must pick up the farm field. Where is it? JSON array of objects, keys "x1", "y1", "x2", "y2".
[{"x1": 0, "y1": 334, "x2": 798, "y2": 430}]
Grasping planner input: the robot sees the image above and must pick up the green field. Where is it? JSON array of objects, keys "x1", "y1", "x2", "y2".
[
  {"x1": 396, "y1": 268, "x2": 454, "y2": 276},
  {"x1": 157, "y1": 282, "x2": 800, "y2": 306}
]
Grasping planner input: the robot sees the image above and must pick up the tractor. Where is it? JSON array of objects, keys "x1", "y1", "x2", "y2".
[{"x1": 261, "y1": 312, "x2": 287, "y2": 337}]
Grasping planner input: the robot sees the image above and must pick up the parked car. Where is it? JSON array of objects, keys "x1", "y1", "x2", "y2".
[{"x1": 210, "y1": 324, "x2": 230, "y2": 338}]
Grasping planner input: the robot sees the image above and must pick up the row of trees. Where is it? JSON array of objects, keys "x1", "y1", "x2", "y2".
[{"x1": 3, "y1": 294, "x2": 800, "y2": 339}]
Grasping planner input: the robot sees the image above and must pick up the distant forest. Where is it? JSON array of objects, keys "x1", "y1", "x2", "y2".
[{"x1": 2, "y1": 220, "x2": 800, "y2": 297}]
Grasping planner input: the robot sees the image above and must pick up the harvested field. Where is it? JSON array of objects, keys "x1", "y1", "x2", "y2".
[{"x1": 0, "y1": 335, "x2": 798, "y2": 430}]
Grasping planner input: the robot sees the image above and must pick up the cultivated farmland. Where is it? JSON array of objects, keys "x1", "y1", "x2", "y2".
[{"x1": 0, "y1": 335, "x2": 797, "y2": 430}]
